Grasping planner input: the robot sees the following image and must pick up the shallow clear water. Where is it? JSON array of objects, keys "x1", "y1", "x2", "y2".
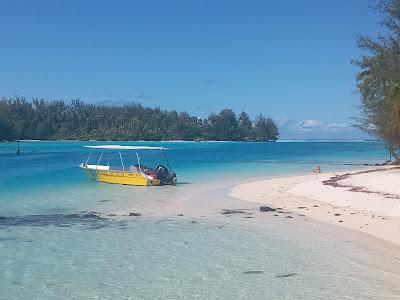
[{"x1": 0, "y1": 141, "x2": 398, "y2": 299}]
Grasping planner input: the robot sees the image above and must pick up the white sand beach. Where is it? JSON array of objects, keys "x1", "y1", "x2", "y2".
[{"x1": 231, "y1": 167, "x2": 400, "y2": 247}]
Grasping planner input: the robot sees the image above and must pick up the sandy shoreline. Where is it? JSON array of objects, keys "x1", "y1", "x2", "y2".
[
  {"x1": 230, "y1": 166, "x2": 400, "y2": 247},
  {"x1": 94, "y1": 167, "x2": 400, "y2": 288}
]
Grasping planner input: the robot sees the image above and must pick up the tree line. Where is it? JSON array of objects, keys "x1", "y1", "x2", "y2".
[
  {"x1": 355, "y1": 0, "x2": 400, "y2": 162},
  {"x1": 0, "y1": 97, "x2": 279, "y2": 142}
]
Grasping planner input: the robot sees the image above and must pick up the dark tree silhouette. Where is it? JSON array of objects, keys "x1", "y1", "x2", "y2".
[{"x1": 0, "y1": 97, "x2": 279, "y2": 142}]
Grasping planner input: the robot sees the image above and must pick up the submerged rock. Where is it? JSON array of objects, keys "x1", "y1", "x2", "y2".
[
  {"x1": 260, "y1": 206, "x2": 276, "y2": 212},
  {"x1": 276, "y1": 272, "x2": 297, "y2": 278},
  {"x1": 277, "y1": 210, "x2": 291, "y2": 214},
  {"x1": 243, "y1": 270, "x2": 264, "y2": 274},
  {"x1": 129, "y1": 212, "x2": 142, "y2": 217},
  {"x1": 221, "y1": 209, "x2": 246, "y2": 215},
  {"x1": 0, "y1": 212, "x2": 109, "y2": 229},
  {"x1": 65, "y1": 213, "x2": 80, "y2": 219}
]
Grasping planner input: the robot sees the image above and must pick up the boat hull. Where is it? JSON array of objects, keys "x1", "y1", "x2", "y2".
[{"x1": 81, "y1": 167, "x2": 161, "y2": 186}]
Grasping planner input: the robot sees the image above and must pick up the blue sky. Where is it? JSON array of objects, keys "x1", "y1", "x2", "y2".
[{"x1": 0, "y1": 0, "x2": 381, "y2": 139}]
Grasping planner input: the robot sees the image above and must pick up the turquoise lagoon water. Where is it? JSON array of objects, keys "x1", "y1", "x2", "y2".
[{"x1": 0, "y1": 141, "x2": 399, "y2": 299}]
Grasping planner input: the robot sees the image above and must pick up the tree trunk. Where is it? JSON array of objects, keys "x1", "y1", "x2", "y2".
[{"x1": 388, "y1": 144, "x2": 400, "y2": 164}]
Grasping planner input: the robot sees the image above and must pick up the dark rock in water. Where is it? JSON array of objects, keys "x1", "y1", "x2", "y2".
[
  {"x1": 313, "y1": 205, "x2": 319, "y2": 207},
  {"x1": 243, "y1": 270, "x2": 264, "y2": 274},
  {"x1": 334, "y1": 213, "x2": 341, "y2": 216},
  {"x1": 260, "y1": 206, "x2": 276, "y2": 212},
  {"x1": 221, "y1": 209, "x2": 246, "y2": 215},
  {"x1": 0, "y1": 211, "x2": 110, "y2": 229},
  {"x1": 276, "y1": 273, "x2": 297, "y2": 278},
  {"x1": 65, "y1": 213, "x2": 80, "y2": 219},
  {"x1": 285, "y1": 216, "x2": 293, "y2": 219},
  {"x1": 81, "y1": 212, "x2": 101, "y2": 219},
  {"x1": 58, "y1": 224, "x2": 71, "y2": 227},
  {"x1": 99, "y1": 199, "x2": 110, "y2": 203},
  {"x1": 108, "y1": 214, "x2": 116, "y2": 217},
  {"x1": 243, "y1": 216, "x2": 253, "y2": 218},
  {"x1": 129, "y1": 212, "x2": 141, "y2": 217},
  {"x1": 177, "y1": 214, "x2": 184, "y2": 217},
  {"x1": 0, "y1": 237, "x2": 16, "y2": 242}
]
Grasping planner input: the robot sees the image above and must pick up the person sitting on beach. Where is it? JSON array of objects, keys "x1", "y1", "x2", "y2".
[{"x1": 313, "y1": 166, "x2": 321, "y2": 174}]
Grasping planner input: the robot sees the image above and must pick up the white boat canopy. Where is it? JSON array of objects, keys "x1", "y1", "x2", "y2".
[{"x1": 84, "y1": 145, "x2": 168, "y2": 150}]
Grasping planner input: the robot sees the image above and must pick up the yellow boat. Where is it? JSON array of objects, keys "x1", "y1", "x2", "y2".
[{"x1": 80, "y1": 145, "x2": 177, "y2": 186}]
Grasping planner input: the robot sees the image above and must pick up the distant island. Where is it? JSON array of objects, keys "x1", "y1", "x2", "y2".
[{"x1": 0, "y1": 97, "x2": 279, "y2": 142}]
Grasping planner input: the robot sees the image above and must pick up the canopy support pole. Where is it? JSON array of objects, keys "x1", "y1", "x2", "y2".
[
  {"x1": 85, "y1": 152, "x2": 92, "y2": 165},
  {"x1": 136, "y1": 152, "x2": 142, "y2": 173},
  {"x1": 162, "y1": 149, "x2": 172, "y2": 170},
  {"x1": 119, "y1": 151, "x2": 125, "y2": 171},
  {"x1": 96, "y1": 151, "x2": 104, "y2": 169}
]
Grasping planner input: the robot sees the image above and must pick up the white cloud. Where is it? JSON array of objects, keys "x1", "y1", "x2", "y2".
[
  {"x1": 297, "y1": 119, "x2": 323, "y2": 131},
  {"x1": 273, "y1": 116, "x2": 301, "y2": 130},
  {"x1": 296, "y1": 120, "x2": 350, "y2": 132},
  {"x1": 326, "y1": 122, "x2": 349, "y2": 131},
  {"x1": 275, "y1": 116, "x2": 368, "y2": 139}
]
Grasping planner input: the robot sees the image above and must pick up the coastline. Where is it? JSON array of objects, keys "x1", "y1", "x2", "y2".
[
  {"x1": 117, "y1": 172, "x2": 400, "y2": 280},
  {"x1": 230, "y1": 166, "x2": 400, "y2": 248},
  {"x1": 1, "y1": 139, "x2": 378, "y2": 143},
  {"x1": 2, "y1": 140, "x2": 400, "y2": 298}
]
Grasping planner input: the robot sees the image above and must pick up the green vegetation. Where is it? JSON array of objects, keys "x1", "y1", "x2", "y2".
[
  {"x1": 0, "y1": 97, "x2": 279, "y2": 142},
  {"x1": 354, "y1": 0, "x2": 400, "y2": 161}
]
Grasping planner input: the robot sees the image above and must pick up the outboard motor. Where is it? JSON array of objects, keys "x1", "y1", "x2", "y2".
[{"x1": 155, "y1": 165, "x2": 177, "y2": 185}]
